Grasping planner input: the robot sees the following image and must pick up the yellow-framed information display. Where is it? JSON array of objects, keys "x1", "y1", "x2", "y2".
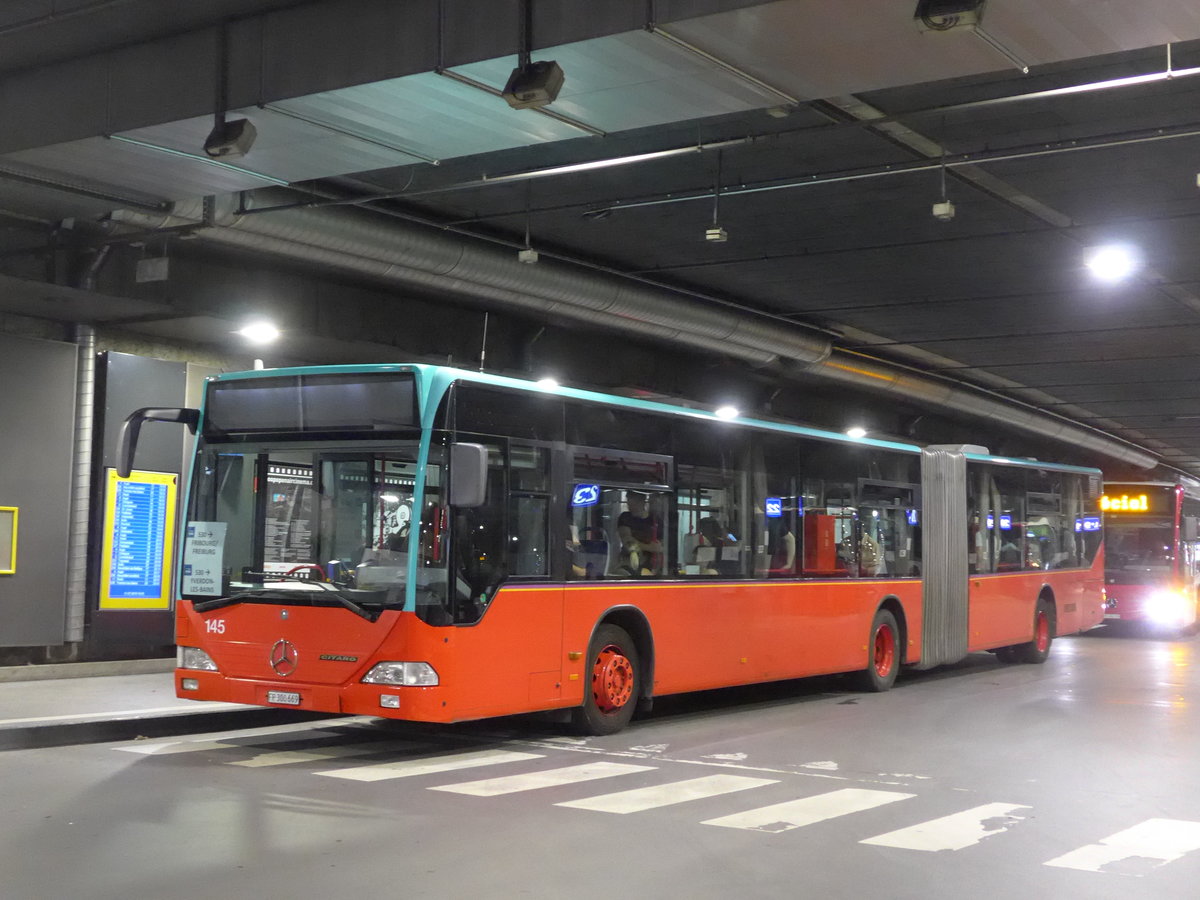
[
  {"x1": 0, "y1": 507, "x2": 16, "y2": 574},
  {"x1": 100, "y1": 469, "x2": 178, "y2": 610}
]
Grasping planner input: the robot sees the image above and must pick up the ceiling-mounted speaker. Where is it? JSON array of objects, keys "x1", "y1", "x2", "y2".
[
  {"x1": 203, "y1": 118, "x2": 257, "y2": 159},
  {"x1": 914, "y1": 0, "x2": 986, "y2": 32},
  {"x1": 502, "y1": 60, "x2": 565, "y2": 110}
]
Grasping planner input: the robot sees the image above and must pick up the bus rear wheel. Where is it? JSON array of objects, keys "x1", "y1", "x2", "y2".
[
  {"x1": 1014, "y1": 597, "x2": 1054, "y2": 664},
  {"x1": 572, "y1": 624, "x2": 641, "y2": 735},
  {"x1": 855, "y1": 609, "x2": 900, "y2": 692}
]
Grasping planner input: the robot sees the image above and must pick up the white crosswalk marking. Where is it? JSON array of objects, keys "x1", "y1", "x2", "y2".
[
  {"x1": 230, "y1": 740, "x2": 433, "y2": 767},
  {"x1": 702, "y1": 788, "x2": 914, "y2": 833},
  {"x1": 1044, "y1": 818, "x2": 1200, "y2": 875},
  {"x1": 430, "y1": 761, "x2": 655, "y2": 796},
  {"x1": 317, "y1": 749, "x2": 544, "y2": 782},
  {"x1": 861, "y1": 802, "x2": 1030, "y2": 851},
  {"x1": 557, "y1": 774, "x2": 777, "y2": 814},
  {"x1": 116, "y1": 739, "x2": 240, "y2": 756}
]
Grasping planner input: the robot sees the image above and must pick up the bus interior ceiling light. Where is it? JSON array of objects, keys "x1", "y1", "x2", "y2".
[
  {"x1": 1085, "y1": 244, "x2": 1138, "y2": 282},
  {"x1": 535, "y1": 377, "x2": 559, "y2": 389},
  {"x1": 846, "y1": 426, "x2": 868, "y2": 439},
  {"x1": 236, "y1": 321, "x2": 280, "y2": 344},
  {"x1": 715, "y1": 405, "x2": 739, "y2": 420}
]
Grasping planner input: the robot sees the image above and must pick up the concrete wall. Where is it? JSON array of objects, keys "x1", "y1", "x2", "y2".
[{"x1": 0, "y1": 332, "x2": 77, "y2": 647}]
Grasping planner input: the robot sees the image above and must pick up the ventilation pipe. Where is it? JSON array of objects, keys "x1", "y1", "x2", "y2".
[{"x1": 108, "y1": 192, "x2": 1157, "y2": 469}]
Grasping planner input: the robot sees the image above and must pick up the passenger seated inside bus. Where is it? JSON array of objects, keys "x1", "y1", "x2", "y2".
[
  {"x1": 568, "y1": 525, "x2": 610, "y2": 580},
  {"x1": 693, "y1": 516, "x2": 740, "y2": 576},
  {"x1": 616, "y1": 491, "x2": 664, "y2": 576}
]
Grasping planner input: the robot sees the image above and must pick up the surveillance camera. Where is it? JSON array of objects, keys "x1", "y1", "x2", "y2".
[{"x1": 932, "y1": 200, "x2": 956, "y2": 221}]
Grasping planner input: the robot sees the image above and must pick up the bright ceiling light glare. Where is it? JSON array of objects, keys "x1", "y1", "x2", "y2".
[
  {"x1": 715, "y1": 405, "x2": 740, "y2": 420},
  {"x1": 535, "y1": 377, "x2": 559, "y2": 390},
  {"x1": 1085, "y1": 245, "x2": 1138, "y2": 282},
  {"x1": 235, "y1": 321, "x2": 280, "y2": 344},
  {"x1": 846, "y1": 426, "x2": 868, "y2": 439}
]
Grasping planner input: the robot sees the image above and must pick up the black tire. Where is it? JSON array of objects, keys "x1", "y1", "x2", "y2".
[
  {"x1": 854, "y1": 609, "x2": 900, "y2": 692},
  {"x1": 1014, "y1": 597, "x2": 1054, "y2": 664},
  {"x1": 571, "y1": 624, "x2": 641, "y2": 735}
]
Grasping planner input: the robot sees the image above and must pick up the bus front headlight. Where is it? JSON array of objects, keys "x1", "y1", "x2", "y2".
[
  {"x1": 362, "y1": 662, "x2": 439, "y2": 686},
  {"x1": 177, "y1": 646, "x2": 219, "y2": 671},
  {"x1": 1144, "y1": 591, "x2": 1191, "y2": 627}
]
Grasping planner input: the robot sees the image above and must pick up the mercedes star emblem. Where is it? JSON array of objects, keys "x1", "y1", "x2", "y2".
[{"x1": 269, "y1": 639, "x2": 298, "y2": 677}]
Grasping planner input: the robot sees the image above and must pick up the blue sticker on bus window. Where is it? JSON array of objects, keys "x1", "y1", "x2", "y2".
[
  {"x1": 572, "y1": 484, "x2": 600, "y2": 507},
  {"x1": 765, "y1": 497, "x2": 783, "y2": 518},
  {"x1": 999, "y1": 515, "x2": 1012, "y2": 530},
  {"x1": 906, "y1": 509, "x2": 918, "y2": 526}
]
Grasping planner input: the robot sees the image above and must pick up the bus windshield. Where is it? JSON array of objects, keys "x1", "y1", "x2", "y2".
[
  {"x1": 1106, "y1": 520, "x2": 1174, "y2": 583},
  {"x1": 179, "y1": 442, "x2": 448, "y2": 615}
]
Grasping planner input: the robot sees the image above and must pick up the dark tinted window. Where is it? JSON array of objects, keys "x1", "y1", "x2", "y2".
[
  {"x1": 452, "y1": 384, "x2": 563, "y2": 442},
  {"x1": 205, "y1": 373, "x2": 416, "y2": 438}
]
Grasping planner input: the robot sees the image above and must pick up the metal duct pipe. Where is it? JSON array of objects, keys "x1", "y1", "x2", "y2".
[
  {"x1": 817, "y1": 353, "x2": 1158, "y2": 469},
  {"x1": 66, "y1": 321, "x2": 96, "y2": 644},
  {"x1": 110, "y1": 193, "x2": 826, "y2": 368},
  {"x1": 108, "y1": 194, "x2": 1158, "y2": 469}
]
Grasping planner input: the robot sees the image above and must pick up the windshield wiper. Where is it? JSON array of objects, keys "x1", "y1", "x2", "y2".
[{"x1": 193, "y1": 572, "x2": 380, "y2": 621}]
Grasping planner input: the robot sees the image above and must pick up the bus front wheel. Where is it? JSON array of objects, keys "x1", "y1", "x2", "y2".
[
  {"x1": 572, "y1": 624, "x2": 641, "y2": 735},
  {"x1": 855, "y1": 609, "x2": 900, "y2": 692}
]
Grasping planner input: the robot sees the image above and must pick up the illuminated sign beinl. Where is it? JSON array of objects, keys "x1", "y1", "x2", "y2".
[
  {"x1": 1100, "y1": 494, "x2": 1149, "y2": 513},
  {"x1": 571, "y1": 483, "x2": 600, "y2": 507}
]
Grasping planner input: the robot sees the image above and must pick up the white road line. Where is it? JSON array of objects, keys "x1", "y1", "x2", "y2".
[
  {"x1": 1044, "y1": 819, "x2": 1200, "y2": 875},
  {"x1": 230, "y1": 740, "x2": 434, "y2": 767},
  {"x1": 113, "y1": 722, "x2": 357, "y2": 755},
  {"x1": 861, "y1": 802, "x2": 1030, "y2": 851},
  {"x1": 702, "y1": 788, "x2": 914, "y2": 833},
  {"x1": 316, "y1": 749, "x2": 544, "y2": 782},
  {"x1": 429, "y1": 761, "x2": 655, "y2": 796},
  {"x1": 557, "y1": 774, "x2": 777, "y2": 814}
]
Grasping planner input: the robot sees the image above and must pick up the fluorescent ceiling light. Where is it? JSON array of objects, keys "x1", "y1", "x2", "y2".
[
  {"x1": 236, "y1": 321, "x2": 281, "y2": 344},
  {"x1": 1085, "y1": 245, "x2": 1138, "y2": 282}
]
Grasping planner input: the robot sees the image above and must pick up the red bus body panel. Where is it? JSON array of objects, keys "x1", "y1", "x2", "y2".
[{"x1": 176, "y1": 553, "x2": 1103, "y2": 724}]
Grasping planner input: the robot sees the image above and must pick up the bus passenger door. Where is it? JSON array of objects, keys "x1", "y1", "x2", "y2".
[{"x1": 451, "y1": 442, "x2": 562, "y2": 712}]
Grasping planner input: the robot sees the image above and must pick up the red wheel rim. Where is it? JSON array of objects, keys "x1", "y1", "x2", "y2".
[
  {"x1": 873, "y1": 624, "x2": 896, "y2": 678},
  {"x1": 591, "y1": 644, "x2": 634, "y2": 713},
  {"x1": 1034, "y1": 611, "x2": 1050, "y2": 652}
]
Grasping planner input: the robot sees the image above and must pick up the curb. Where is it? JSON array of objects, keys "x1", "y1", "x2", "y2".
[
  {"x1": 0, "y1": 707, "x2": 340, "y2": 751},
  {"x1": 0, "y1": 659, "x2": 175, "y2": 683}
]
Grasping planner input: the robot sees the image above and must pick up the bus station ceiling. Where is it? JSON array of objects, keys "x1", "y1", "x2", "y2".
[{"x1": 3, "y1": 1, "x2": 1200, "y2": 474}]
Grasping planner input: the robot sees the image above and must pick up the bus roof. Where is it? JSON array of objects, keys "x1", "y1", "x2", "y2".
[{"x1": 208, "y1": 363, "x2": 1102, "y2": 475}]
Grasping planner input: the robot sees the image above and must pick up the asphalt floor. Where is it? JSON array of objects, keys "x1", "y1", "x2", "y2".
[{"x1": 0, "y1": 660, "x2": 334, "y2": 750}]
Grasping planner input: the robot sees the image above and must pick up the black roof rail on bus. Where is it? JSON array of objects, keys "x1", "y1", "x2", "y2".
[{"x1": 118, "y1": 407, "x2": 200, "y2": 478}]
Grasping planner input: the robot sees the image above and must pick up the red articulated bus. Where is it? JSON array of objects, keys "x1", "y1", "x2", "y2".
[
  {"x1": 120, "y1": 364, "x2": 1106, "y2": 734},
  {"x1": 1101, "y1": 481, "x2": 1200, "y2": 634}
]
